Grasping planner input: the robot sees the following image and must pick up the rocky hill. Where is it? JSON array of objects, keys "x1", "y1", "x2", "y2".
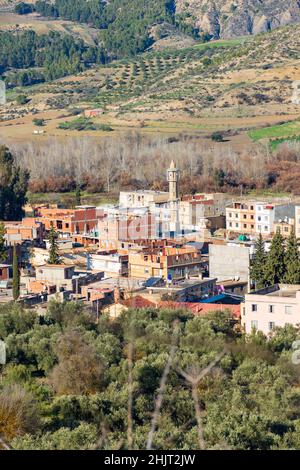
[{"x1": 176, "y1": 0, "x2": 300, "y2": 38}]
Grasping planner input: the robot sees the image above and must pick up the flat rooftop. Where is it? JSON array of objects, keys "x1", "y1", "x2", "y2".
[
  {"x1": 148, "y1": 277, "x2": 217, "y2": 291},
  {"x1": 249, "y1": 284, "x2": 300, "y2": 298},
  {"x1": 266, "y1": 289, "x2": 299, "y2": 298},
  {"x1": 85, "y1": 277, "x2": 145, "y2": 291}
]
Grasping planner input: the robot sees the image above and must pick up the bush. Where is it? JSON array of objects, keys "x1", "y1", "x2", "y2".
[
  {"x1": 211, "y1": 132, "x2": 224, "y2": 142},
  {"x1": 33, "y1": 118, "x2": 45, "y2": 127},
  {"x1": 16, "y1": 95, "x2": 29, "y2": 105}
]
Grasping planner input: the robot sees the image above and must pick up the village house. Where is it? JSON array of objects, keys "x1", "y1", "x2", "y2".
[
  {"x1": 97, "y1": 209, "x2": 156, "y2": 250},
  {"x1": 28, "y1": 264, "x2": 104, "y2": 295},
  {"x1": 254, "y1": 202, "x2": 275, "y2": 236},
  {"x1": 242, "y1": 284, "x2": 300, "y2": 335},
  {"x1": 226, "y1": 201, "x2": 297, "y2": 238},
  {"x1": 88, "y1": 251, "x2": 128, "y2": 277},
  {"x1": 128, "y1": 245, "x2": 203, "y2": 280},
  {"x1": 179, "y1": 193, "x2": 227, "y2": 231},
  {"x1": 145, "y1": 277, "x2": 218, "y2": 302},
  {"x1": 4, "y1": 218, "x2": 44, "y2": 245},
  {"x1": 272, "y1": 204, "x2": 296, "y2": 237},
  {"x1": 38, "y1": 206, "x2": 98, "y2": 236},
  {"x1": 0, "y1": 264, "x2": 12, "y2": 284},
  {"x1": 226, "y1": 202, "x2": 256, "y2": 235}
]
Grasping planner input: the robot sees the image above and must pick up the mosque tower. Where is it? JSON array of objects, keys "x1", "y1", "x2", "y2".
[{"x1": 167, "y1": 160, "x2": 180, "y2": 237}]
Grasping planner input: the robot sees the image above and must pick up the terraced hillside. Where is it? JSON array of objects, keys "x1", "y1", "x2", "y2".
[{"x1": 1, "y1": 21, "x2": 300, "y2": 144}]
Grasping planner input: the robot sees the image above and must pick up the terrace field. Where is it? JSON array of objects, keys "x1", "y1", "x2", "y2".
[{"x1": 1, "y1": 14, "x2": 300, "y2": 148}]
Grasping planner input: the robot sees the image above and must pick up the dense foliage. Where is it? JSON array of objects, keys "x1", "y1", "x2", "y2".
[
  {"x1": 0, "y1": 30, "x2": 105, "y2": 86},
  {"x1": 0, "y1": 146, "x2": 29, "y2": 221},
  {"x1": 25, "y1": 0, "x2": 178, "y2": 58},
  {"x1": 250, "y1": 230, "x2": 300, "y2": 289},
  {"x1": 1, "y1": 301, "x2": 300, "y2": 450}
]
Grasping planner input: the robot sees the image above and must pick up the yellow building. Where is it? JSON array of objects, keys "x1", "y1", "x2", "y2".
[
  {"x1": 129, "y1": 246, "x2": 203, "y2": 280},
  {"x1": 226, "y1": 202, "x2": 256, "y2": 235}
]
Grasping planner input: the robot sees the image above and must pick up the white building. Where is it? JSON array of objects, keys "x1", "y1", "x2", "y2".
[
  {"x1": 88, "y1": 252, "x2": 128, "y2": 277},
  {"x1": 255, "y1": 202, "x2": 275, "y2": 236},
  {"x1": 242, "y1": 284, "x2": 300, "y2": 335}
]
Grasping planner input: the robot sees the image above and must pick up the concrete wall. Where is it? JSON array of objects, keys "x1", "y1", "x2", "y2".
[{"x1": 209, "y1": 244, "x2": 250, "y2": 283}]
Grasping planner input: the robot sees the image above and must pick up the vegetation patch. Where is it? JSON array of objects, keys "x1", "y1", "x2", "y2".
[
  {"x1": 248, "y1": 119, "x2": 300, "y2": 142},
  {"x1": 58, "y1": 117, "x2": 113, "y2": 132}
]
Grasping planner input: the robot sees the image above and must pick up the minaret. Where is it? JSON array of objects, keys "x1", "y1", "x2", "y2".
[
  {"x1": 167, "y1": 160, "x2": 179, "y2": 201},
  {"x1": 167, "y1": 160, "x2": 180, "y2": 237}
]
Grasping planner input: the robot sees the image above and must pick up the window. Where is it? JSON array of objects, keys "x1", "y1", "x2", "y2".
[
  {"x1": 243, "y1": 214, "x2": 247, "y2": 219},
  {"x1": 251, "y1": 304, "x2": 257, "y2": 312},
  {"x1": 244, "y1": 224, "x2": 247, "y2": 228},
  {"x1": 229, "y1": 222, "x2": 232, "y2": 227},
  {"x1": 229, "y1": 213, "x2": 232, "y2": 218},
  {"x1": 251, "y1": 320, "x2": 258, "y2": 329},
  {"x1": 258, "y1": 225, "x2": 261, "y2": 231},
  {"x1": 258, "y1": 216, "x2": 261, "y2": 221},
  {"x1": 285, "y1": 305, "x2": 292, "y2": 315},
  {"x1": 268, "y1": 305, "x2": 275, "y2": 313},
  {"x1": 235, "y1": 223, "x2": 239, "y2": 228},
  {"x1": 250, "y1": 206, "x2": 254, "y2": 211},
  {"x1": 269, "y1": 322, "x2": 275, "y2": 331}
]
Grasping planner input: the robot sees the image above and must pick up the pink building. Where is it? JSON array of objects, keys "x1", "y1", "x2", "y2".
[
  {"x1": 242, "y1": 284, "x2": 300, "y2": 335},
  {"x1": 98, "y1": 212, "x2": 156, "y2": 249}
]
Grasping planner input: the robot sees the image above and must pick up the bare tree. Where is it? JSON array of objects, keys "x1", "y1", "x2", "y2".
[{"x1": 176, "y1": 349, "x2": 227, "y2": 450}]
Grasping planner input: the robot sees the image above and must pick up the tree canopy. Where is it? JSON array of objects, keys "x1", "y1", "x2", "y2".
[
  {"x1": 0, "y1": 146, "x2": 29, "y2": 221},
  {"x1": 1, "y1": 301, "x2": 300, "y2": 450}
]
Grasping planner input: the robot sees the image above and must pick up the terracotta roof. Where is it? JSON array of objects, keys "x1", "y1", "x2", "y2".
[
  {"x1": 121, "y1": 296, "x2": 156, "y2": 309},
  {"x1": 158, "y1": 301, "x2": 240, "y2": 318}
]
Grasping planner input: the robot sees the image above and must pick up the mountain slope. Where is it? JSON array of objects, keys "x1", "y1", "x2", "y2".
[{"x1": 175, "y1": 0, "x2": 300, "y2": 38}]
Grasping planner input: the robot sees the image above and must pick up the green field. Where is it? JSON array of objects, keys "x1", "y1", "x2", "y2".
[
  {"x1": 248, "y1": 119, "x2": 300, "y2": 142},
  {"x1": 194, "y1": 37, "x2": 248, "y2": 50}
]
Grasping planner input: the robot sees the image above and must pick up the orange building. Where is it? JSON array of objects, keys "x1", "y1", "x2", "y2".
[
  {"x1": 129, "y1": 245, "x2": 203, "y2": 280},
  {"x1": 4, "y1": 218, "x2": 44, "y2": 245},
  {"x1": 38, "y1": 206, "x2": 98, "y2": 235},
  {"x1": 226, "y1": 202, "x2": 256, "y2": 235},
  {"x1": 28, "y1": 280, "x2": 56, "y2": 295},
  {"x1": 0, "y1": 264, "x2": 12, "y2": 281}
]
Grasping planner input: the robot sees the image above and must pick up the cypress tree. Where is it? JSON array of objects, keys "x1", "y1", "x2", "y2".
[
  {"x1": 48, "y1": 223, "x2": 61, "y2": 265},
  {"x1": 0, "y1": 222, "x2": 7, "y2": 263},
  {"x1": 75, "y1": 184, "x2": 81, "y2": 206},
  {"x1": 12, "y1": 245, "x2": 20, "y2": 301},
  {"x1": 265, "y1": 229, "x2": 286, "y2": 286},
  {"x1": 284, "y1": 229, "x2": 300, "y2": 284},
  {"x1": 250, "y1": 233, "x2": 267, "y2": 289}
]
